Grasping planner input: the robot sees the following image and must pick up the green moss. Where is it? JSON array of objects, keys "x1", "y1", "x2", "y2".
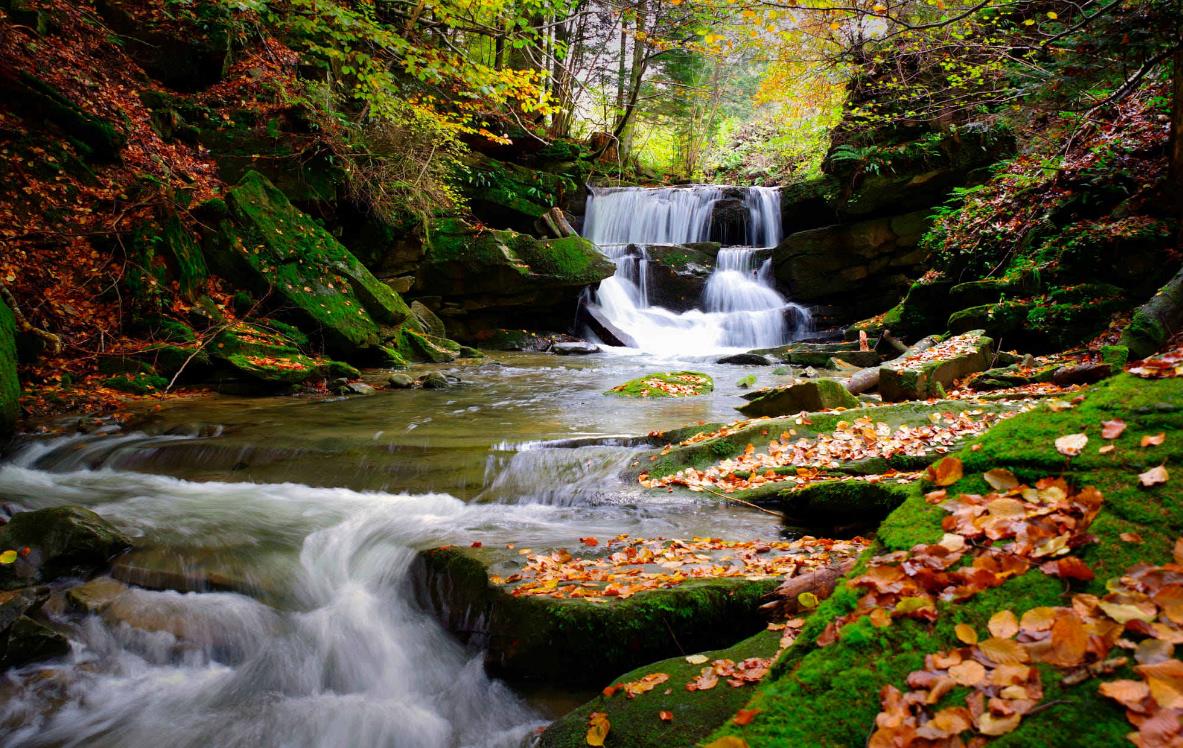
[
  {"x1": 707, "y1": 373, "x2": 1183, "y2": 747},
  {"x1": 607, "y1": 371, "x2": 714, "y2": 398},
  {"x1": 0, "y1": 297, "x2": 19, "y2": 438},
  {"x1": 103, "y1": 372, "x2": 169, "y2": 394},
  {"x1": 417, "y1": 546, "x2": 777, "y2": 686},
  {"x1": 539, "y1": 630, "x2": 783, "y2": 748}
]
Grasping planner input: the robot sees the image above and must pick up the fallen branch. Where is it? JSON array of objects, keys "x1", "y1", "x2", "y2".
[
  {"x1": 0, "y1": 283, "x2": 62, "y2": 355},
  {"x1": 846, "y1": 334, "x2": 940, "y2": 395}
]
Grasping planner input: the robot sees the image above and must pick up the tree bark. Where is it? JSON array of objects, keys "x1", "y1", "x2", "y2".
[{"x1": 845, "y1": 335, "x2": 939, "y2": 395}]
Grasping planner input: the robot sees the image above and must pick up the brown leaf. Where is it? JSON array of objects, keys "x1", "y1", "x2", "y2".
[
  {"x1": 977, "y1": 712, "x2": 1022, "y2": 736},
  {"x1": 1055, "y1": 433, "x2": 1088, "y2": 457},
  {"x1": 927, "y1": 456, "x2": 964, "y2": 487},
  {"x1": 1139, "y1": 465, "x2": 1169, "y2": 488},
  {"x1": 659, "y1": 710, "x2": 674, "y2": 722},
  {"x1": 989, "y1": 610, "x2": 1020, "y2": 639},
  {"x1": 955, "y1": 623, "x2": 979, "y2": 645},
  {"x1": 1044, "y1": 612, "x2": 1088, "y2": 667},
  {"x1": 979, "y1": 637, "x2": 1030, "y2": 665},
  {"x1": 949, "y1": 659, "x2": 987, "y2": 686},
  {"x1": 1098, "y1": 679, "x2": 1151, "y2": 709},
  {"x1": 984, "y1": 468, "x2": 1020, "y2": 491},
  {"x1": 1101, "y1": 420, "x2": 1127, "y2": 439},
  {"x1": 1141, "y1": 433, "x2": 1166, "y2": 448},
  {"x1": 1136, "y1": 660, "x2": 1183, "y2": 709}
]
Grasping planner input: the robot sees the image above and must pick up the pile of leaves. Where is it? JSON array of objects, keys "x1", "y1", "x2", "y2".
[
  {"x1": 817, "y1": 459, "x2": 1103, "y2": 646},
  {"x1": 892, "y1": 333, "x2": 985, "y2": 372},
  {"x1": 641, "y1": 411, "x2": 1023, "y2": 493},
  {"x1": 870, "y1": 539, "x2": 1183, "y2": 745},
  {"x1": 1129, "y1": 345, "x2": 1183, "y2": 380},
  {"x1": 488, "y1": 535, "x2": 868, "y2": 600}
]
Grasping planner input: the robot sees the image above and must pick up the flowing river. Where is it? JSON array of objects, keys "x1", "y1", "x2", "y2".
[{"x1": 0, "y1": 352, "x2": 786, "y2": 747}]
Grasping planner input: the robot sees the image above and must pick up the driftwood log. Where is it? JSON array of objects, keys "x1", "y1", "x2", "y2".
[{"x1": 760, "y1": 558, "x2": 858, "y2": 618}]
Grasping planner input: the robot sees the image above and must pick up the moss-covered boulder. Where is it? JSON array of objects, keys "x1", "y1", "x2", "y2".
[
  {"x1": 539, "y1": 630, "x2": 783, "y2": 748},
  {"x1": 752, "y1": 341, "x2": 867, "y2": 369},
  {"x1": 643, "y1": 244, "x2": 716, "y2": 312},
  {"x1": 947, "y1": 300, "x2": 1031, "y2": 338},
  {"x1": 209, "y1": 321, "x2": 357, "y2": 386},
  {"x1": 738, "y1": 379, "x2": 859, "y2": 417},
  {"x1": 203, "y1": 171, "x2": 414, "y2": 357},
  {"x1": 413, "y1": 545, "x2": 777, "y2": 685},
  {"x1": 878, "y1": 330, "x2": 993, "y2": 401},
  {"x1": 415, "y1": 218, "x2": 614, "y2": 302},
  {"x1": 607, "y1": 371, "x2": 714, "y2": 398},
  {"x1": 709, "y1": 372, "x2": 1183, "y2": 748},
  {"x1": 0, "y1": 506, "x2": 132, "y2": 590},
  {"x1": 1121, "y1": 265, "x2": 1183, "y2": 360},
  {"x1": 0, "y1": 296, "x2": 18, "y2": 441}
]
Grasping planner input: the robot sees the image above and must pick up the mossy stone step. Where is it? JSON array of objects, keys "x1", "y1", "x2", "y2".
[
  {"x1": 737, "y1": 379, "x2": 858, "y2": 417},
  {"x1": 607, "y1": 371, "x2": 714, "y2": 398},
  {"x1": 412, "y1": 546, "x2": 776, "y2": 685},
  {"x1": 878, "y1": 330, "x2": 993, "y2": 402}
]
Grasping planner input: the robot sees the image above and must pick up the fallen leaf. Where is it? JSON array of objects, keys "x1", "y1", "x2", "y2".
[
  {"x1": 1101, "y1": 420, "x2": 1126, "y2": 439},
  {"x1": 989, "y1": 610, "x2": 1020, "y2": 639},
  {"x1": 949, "y1": 659, "x2": 987, "y2": 686},
  {"x1": 1142, "y1": 433, "x2": 1166, "y2": 448},
  {"x1": 1099, "y1": 679, "x2": 1151, "y2": 708},
  {"x1": 659, "y1": 710, "x2": 673, "y2": 722},
  {"x1": 685, "y1": 654, "x2": 709, "y2": 665},
  {"x1": 927, "y1": 456, "x2": 964, "y2": 486},
  {"x1": 1140, "y1": 465, "x2": 1169, "y2": 487},
  {"x1": 978, "y1": 712, "x2": 1022, "y2": 736},
  {"x1": 1055, "y1": 433, "x2": 1088, "y2": 457},
  {"x1": 586, "y1": 712, "x2": 610, "y2": 746},
  {"x1": 984, "y1": 468, "x2": 1020, "y2": 491},
  {"x1": 979, "y1": 637, "x2": 1030, "y2": 665},
  {"x1": 704, "y1": 738, "x2": 750, "y2": 748},
  {"x1": 732, "y1": 709, "x2": 761, "y2": 726},
  {"x1": 955, "y1": 623, "x2": 979, "y2": 645},
  {"x1": 0, "y1": 550, "x2": 16, "y2": 565},
  {"x1": 1098, "y1": 445, "x2": 1116, "y2": 455},
  {"x1": 1122, "y1": 532, "x2": 1144, "y2": 543}
]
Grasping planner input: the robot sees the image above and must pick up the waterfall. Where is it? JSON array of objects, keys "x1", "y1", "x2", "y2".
[
  {"x1": 581, "y1": 185, "x2": 810, "y2": 356},
  {"x1": 582, "y1": 186, "x2": 722, "y2": 246}
]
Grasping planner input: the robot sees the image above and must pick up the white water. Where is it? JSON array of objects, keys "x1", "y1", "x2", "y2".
[
  {"x1": 582, "y1": 185, "x2": 810, "y2": 356},
  {"x1": 0, "y1": 439, "x2": 549, "y2": 748}
]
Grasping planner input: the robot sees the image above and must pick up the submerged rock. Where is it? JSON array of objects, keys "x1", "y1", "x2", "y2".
[
  {"x1": 386, "y1": 372, "x2": 415, "y2": 388},
  {"x1": 607, "y1": 371, "x2": 714, "y2": 398},
  {"x1": 550, "y1": 341, "x2": 600, "y2": 355},
  {"x1": 417, "y1": 372, "x2": 450, "y2": 390},
  {"x1": 0, "y1": 506, "x2": 132, "y2": 590},
  {"x1": 716, "y1": 353, "x2": 772, "y2": 366},
  {"x1": 738, "y1": 379, "x2": 859, "y2": 417}
]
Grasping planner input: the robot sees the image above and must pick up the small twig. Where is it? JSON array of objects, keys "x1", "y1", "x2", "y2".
[{"x1": 697, "y1": 485, "x2": 782, "y2": 516}]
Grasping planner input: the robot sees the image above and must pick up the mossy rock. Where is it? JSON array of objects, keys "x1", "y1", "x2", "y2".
[
  {"x1": 878, "y1": 331, "x2": 993, "y2": 402},
  {"x1": 607, "y1": 371, "x2": 714, "y2": 398},
  {"x1": 102, "y1": 372, "x2": 169, "y2": 394},
  {"x1": 0, "y1": 615, "x2": 68, "y2": 669},
  {"x1": 211, "y1": 321, "x2": 357, "y2": 385},
  {"x1": 947, "y1": 301, "x2": 1031, "y2": 338},
  {"x1": 709, "y1": 373, "x2": 1183, "y2": 747},
  {"x1": 0, "y1": 296, "x2": 17, "y2": 440},
  {"x1": 750, "y1": 342, "x2": 861, "y2": 369},
  {"x1": 413, "y1": 546, "x2": 777, "y2": 685},
  {"x1": 539, "y1": 630, "x2": 783, "y2": 748},
  {"x1": 738, "y1": 379, "x2": 858, "y2": 418},
  {"x1": 968, "y1": 362, "x2": 1057, "y2": 391},
  {"x1": 0, "y1": 506, "x2": 132, "y2": 590},
  {"x1": 203, "y1": 171, "x2": 413, "y2": 356},
  {"x1": 777, "y1": 479, "x2": 911, "y2": 532},
  {"x1": 415, "y1": 218, "x2": 615, "y2": 301},
  {"x1": 127, "y1": 216, "x2": 208, "y2": 303}
]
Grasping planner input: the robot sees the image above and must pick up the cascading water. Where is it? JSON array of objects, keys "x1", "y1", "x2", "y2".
[{"x1": 581, "y1": 185, "x2": 810, "y2": 356}]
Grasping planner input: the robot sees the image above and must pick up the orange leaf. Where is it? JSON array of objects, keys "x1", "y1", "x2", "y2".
[
  {"x1": 926, "y1": 457, "x2": 964, "y2": 486},
  {"x1": 1099, "y1": 679, "x2": 1150, "y2": 708},
  {"x1": 586, "y1": 712, "x2": 610, "y2": 746},
  {"x1": 1141, "y1": 433, "x2": 1166, "y2": 447},
  {"x1": 1044, "y1": 612, "x2": 1088, "y2": 667},
  {"x1": 988, "y1": 610, "x2": 1019, "y2": 639},
  {"x1": 659, "y1": 710, "x2": 674, "y2": 722},
  {"x1": 979, "y1": 637, "x2": 1030, "y2": 665},
  {"x1": 732, "y1": 708, "x2": 761, "y2": 726},
  {"x1": 955, "y1": 623, "x2": 979, "y2": 645},
  {"x1": 983, "y1": 468, "x2": 1019, "y2": 491}
]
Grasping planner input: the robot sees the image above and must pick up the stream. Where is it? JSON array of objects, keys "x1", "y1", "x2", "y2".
[{"x1": 0, "y1": 352, "x2": 787, "y2": 747}]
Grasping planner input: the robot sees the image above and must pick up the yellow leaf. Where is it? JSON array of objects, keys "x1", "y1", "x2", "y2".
[
  {"x1": 586, "y1": 712, "x2": 610, "y2": 746},
  {"x1": 955, "y1": 623, "x2": 978, "y2": 644},
  {"x1": 705, "y1": 738, "x2": 750, "y2": 748},
  {"x1": 1046, "y1": 11, "x2": 1058, "y2": 19},
  {"x1": 0, "y1": 550, "x2": 16, "y2": 565}
]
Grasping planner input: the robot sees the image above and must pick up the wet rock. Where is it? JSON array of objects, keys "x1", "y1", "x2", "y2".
[
  {"x1": 550, "y1": 341, "x2": 600, "y2": 355},
  {"x1": 418, "y1": 372, "x2": 450, "y2": 390},
  {"x1": 716, "y1": 353, "x2": 772, "y2": 366},
  {"x1": 606, "y1": 371, "x2": 714, "y2": 398},
  {"x1": 709, "y1": 198, "x2": 750, "y2": 245},
  {"x1": 386, "y1": 373, "x2": 415, "y2": 389},
  {"x1": 643, "y1": 244, "x2": 715, "y2": 312},
  {"x1": 0, "y1": 588, "x2": 45, "y2": 631},
  {"x1": 751, "y1": 342, "x2": 863, "y2": 368},
  {"x1": 66, "y1": 576, "x2": 129, "y2": 614},
  {"x1": 410, "y1": 301, "x2": 447, "y2": 339},
  {"x1": 0, "y1": 295, "x2": 17, "y2": 441},
  {"x1": 0, "y1": 506, "x2": 132, "y2": 590},
  {"x1": 1052, "y1": 362, "x2": 1113, "y2": 386},
  {"x1": 337, "y1": 382, "x2": 376, "y2": 396},
  {"x1": 0, "y1": 616, "x2": 68, "y2": 668},
  {"x1": 476, "y1": 329, "x2": 554, "y2": 352},
  {"x1": 578, "y1": 304, "x2": 637, "y2": 348},
  {"x1": 737, "y1": 379, "x2": 859, "y2": 417},
  {"x1": 413, "y1": 546, "x2": 776, "y2": 685},
  {"x1": 879, "y1": 331, "x2": 994, "y2": 402}
]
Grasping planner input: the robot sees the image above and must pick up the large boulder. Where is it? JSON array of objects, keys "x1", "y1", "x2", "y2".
[
  {"x1": 416, "y1": 218, "x2": 615, "y2": 339},
  {"x1": 412, "y1": 545, "x2": 781, "y2": 685},
  {"x1": 0, "y1": 506, "x2": 132, "y2": 590},
  {"x1": 738, "y1": 379, "x2": 859, "y2": 417},
  {"x1": 772, "y1": 210, "x2": 931, "y2": 320},
  {"x1": 202, "y1": 171, "x2": 415, "y2": 358},
  {"x1": 643, "y1": 244, "x2": 715, "y2": 311},
  {"x1": 0, "y1": 296, "x2": 17, "y2": 441},
  {"x1": 607, "y1": 371, "x2": 714, "y2": 398},
  {"x1": 878, "y1": 330, "x2": 994, "y2": 401}
]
